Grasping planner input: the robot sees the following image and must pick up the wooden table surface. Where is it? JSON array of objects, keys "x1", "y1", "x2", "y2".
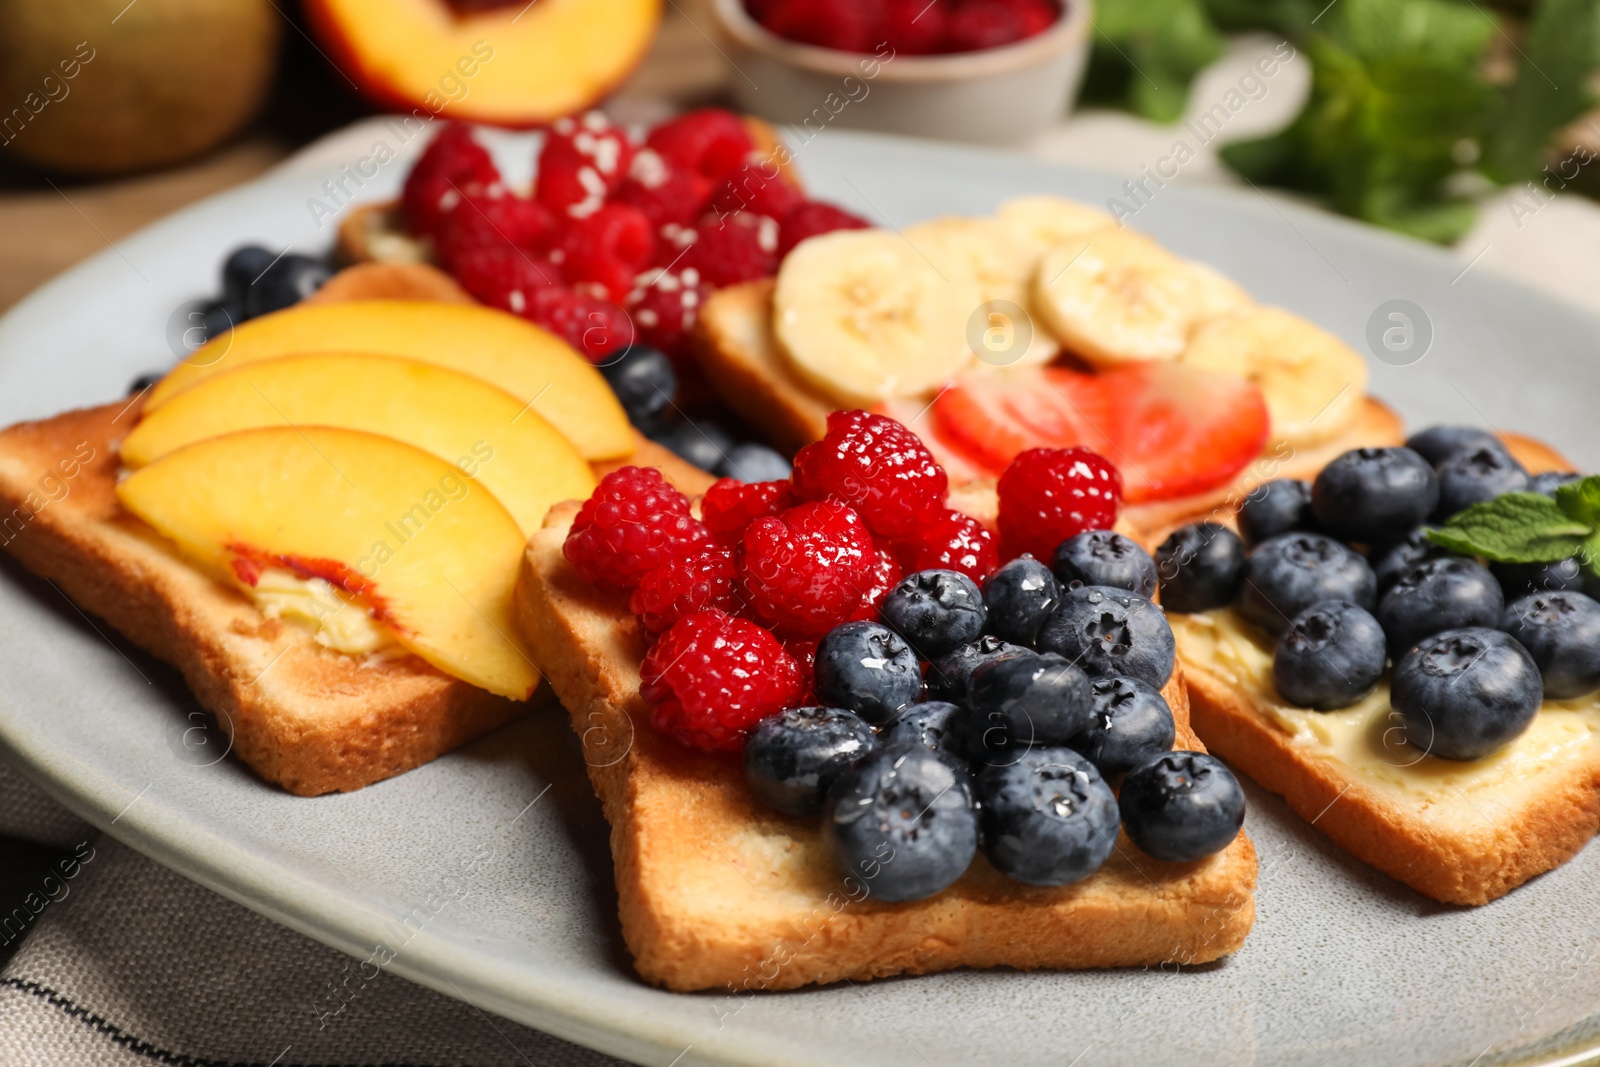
[{"x1": 0, "y1": 4, "x2": 724, "y2": 315}]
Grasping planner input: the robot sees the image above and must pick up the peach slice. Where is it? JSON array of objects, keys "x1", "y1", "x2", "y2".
[
  {"x1": 302, "y1": 0, "x2": 661, "y2": 127},
  {"x1": 121, "y1": 353, "x2": 595, "y2": 536},
  {"x1": 117, "y1": 426, "x2": 537, "y2": 699},
  {"x1": 146, "y1": 300, "x2": 633, "y2": 460}
]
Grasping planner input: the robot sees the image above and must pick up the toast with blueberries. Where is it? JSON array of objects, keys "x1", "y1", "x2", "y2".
[
  {"x1": 1153, "y1": 428, "x2": 1600, "y2": 905},
  {"x1": 515, "y1": 411, "x2": 1257, "y2": 992}
]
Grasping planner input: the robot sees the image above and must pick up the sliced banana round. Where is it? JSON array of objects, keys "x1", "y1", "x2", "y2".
[
  {"x1": 1032, "y1": 229, "x2": 1253, "y2": 365},
  {"x1": 996, "y1": 195, "x2": 1115, "y2": 254},
  {"x1": 905, "y1": 215, "x2": 1060, "y2": 366},
  {"x1": 774, "y1": 228, "x2": 981, "y2": 406},
  {"x1": 1183, "y1": 305, "x2": 1370, "y2": 449}
]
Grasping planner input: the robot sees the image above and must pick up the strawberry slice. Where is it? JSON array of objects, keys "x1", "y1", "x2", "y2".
[
  {"x1": 872, "y1": 395, "x2": 995, "y2": 485},
  {"x1": 931, "y1": 364, "x2": 1269, "y2": 503}
]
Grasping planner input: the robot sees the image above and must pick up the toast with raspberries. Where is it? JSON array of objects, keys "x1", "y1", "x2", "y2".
[{"x1": 516, "y1": 497, "x2": 1258, "y2": 991}]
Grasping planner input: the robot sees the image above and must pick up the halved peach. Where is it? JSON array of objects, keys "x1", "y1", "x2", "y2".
[
  {"x1": 147, "y1": 300, "x2": 634, "y2": 460},
  {"x1": 302, "y1": 0, "x2": 661, "y2": 126},
  {"x1": 121, "y1": 353, "x2": 595, "y2": 535},
  {"x1": 117, "y1": 426, "x2": 537, "y2": 699}
]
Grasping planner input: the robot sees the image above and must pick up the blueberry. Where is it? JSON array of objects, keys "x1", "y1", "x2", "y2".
[
  {"x1": 814, "y1": 621, "x2": 922, "y2": 725},
  {"x1": 198, "y1": 299, "x2": 238, "y2": 343},
  {"x1": 926, "y1": 634, "x2": 1028, "y2": 703},
  {"x1": 652, "y1": 418, "x2": 735, "y2": 472},
  {"x1": 721, "y1": 443, "x2": 791, "y2": 483},
  {"x1": 599, "y1": 345, "x2": 677, "y2": 434},
  {"x1": 1052, "y1": 530, "x2": 1157, "y2": 599},
  {"x1": 1528, "y1": 471, "x2": 1582, "y2": 498},
  {"x1": 220, "y1": 244, "x2": 277, "y2": 309},
  {"x1": 1237, "y1": 479, "x2": 1315, "y2": 546},
  {"x1": 744, "y1": 706, "x2": 877, "y2": 816},
  {"x1": 822, "y1": 743, "x2": 979, "y2": 902},
  {"x1": 1405, "y1": 425, "x2": 1506, "y2": 468},
  {"x1": 977, "y1": 748, "x2": 1119, "y2": 886},
  {"x1": 1272, "y1": 600, "x2": 1386, "y2": 710},
  {"x1": 966, "y1": 651, "x2": 1093, "y2": 750},
  {"x1": 1237, "y1": 532, "x2": 1376, "y2": 635},
  {"x1": 1391, "y1": 628, "x2": 1542, "y2": 761},
  {"x1": 881, "y1": 701, "x2": 967, "y2": 758},
  {"x1": 1376, "y1": 557, "x2": 1504, "y2": 658},
  {"x1": 1070, "y1": 675, "x2": 1176, "y2": 776},
  {"x1": 1492, "y1": 557, "x2": 1586, "y2": 600},
  {"x1": 1118, "y1": 751, "x2": 1246, "y2": 863},
  {"x1": 128, "y1": 372, "x2": 162, "y2": 395},
  {"x1": 1433, "y1": 446, "x2": 1529, "y2": 521},
  {"x1": 880, "y1": 569, "x2": 986, "y2": 658},
  {"x1": 1310, "y1": 447, "x2": 1439, "y2": 544},
  {"x1": 1155, "y1": 522, "x2": 1245, "y2": 613},
  {"x1": 245, "y1": 253, "x2": 331, "y2": 318},
  {"x1": 1370, "y1": 526, "x2": 1453, "y2": 592},
  {"x1": 1036, "y1": 585, "x2": 1175, "y2": 688},
  {"x1": 1502, "y1": 591, "x2": 1600, "y2": 699},
  {"x1": 982, "y1": 556, "x2": 1061, "y2": 646}
]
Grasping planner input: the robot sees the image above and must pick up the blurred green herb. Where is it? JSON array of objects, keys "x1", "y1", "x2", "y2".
[{"x1": 1084, "y1": 0, "x2": 1600, "y2": 243}]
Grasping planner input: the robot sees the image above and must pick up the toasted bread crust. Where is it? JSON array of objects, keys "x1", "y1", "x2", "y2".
[
  {"x1": 305, "y1": 261, "x2": 474, "y2": 306},
  {"x1": 517, "y1": 501, "x2": 1257, "y2": 992},
  {"x1": 1182, "y1": 663, "x2": 1600, "y2": 905}
]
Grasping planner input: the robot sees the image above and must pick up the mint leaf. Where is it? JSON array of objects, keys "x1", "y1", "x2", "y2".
[
  {"x1": 1556, "y1": 475, "x2": 1600, "y2": 527},
  {"x1": 1084, "y1": 0, "x2": 1226, "y2": 122},
  {"x1": 1426, "y1": 492, "x2": 1592, "y2": 561}
]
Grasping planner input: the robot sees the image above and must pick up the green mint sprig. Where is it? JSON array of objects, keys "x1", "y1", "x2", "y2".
[{"x1": 1426, "y1": 475, "x2": 1600, "y2": 575}]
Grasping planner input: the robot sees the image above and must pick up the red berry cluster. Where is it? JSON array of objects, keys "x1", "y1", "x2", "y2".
[
  {"x1": 746, "y1": 0, "x2": 1059, "y2": 55},
  {"x1": 562, "y1": 410, "x2": 1066, "y2": 753},
  {"x1": 400, "y1": 110, "x2": 870, "y2": 365}
]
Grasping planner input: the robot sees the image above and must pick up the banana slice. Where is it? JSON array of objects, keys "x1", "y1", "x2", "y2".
[
  {"x1": 774, "y1": 228, "x2": 981, "y2": 406},
  {"x1": 1032, "y1": 229, "x2": 1252, "y2": 365},
  {"x1": 905, "y1": 216, "x2": 1060, "y2": 366},
  {"x1": 996, "y1": 195, "x2": 1115, "y2": 254},
  {"x1": 1183, "y1": 306, "x2": 1370, "y2": 448}
]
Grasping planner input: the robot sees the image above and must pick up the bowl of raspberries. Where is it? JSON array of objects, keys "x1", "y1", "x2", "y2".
[{"x1": 710, "y1": 0, "x2": 1091, "y2": 145}]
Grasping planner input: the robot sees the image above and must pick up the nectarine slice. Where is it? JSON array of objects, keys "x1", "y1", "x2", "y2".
[
  {"x1": 117, "y1": 426, "x2": 538, "y2": 700},
  {"x1": 302, "y1": 0, "x2": 661, "y2": 126},
  {"x1": 146, "y1": 300, "x2": 634, "y2": 460},
  {"x1": 121, "y1": 353, "x2": 595, "y2": 535}
]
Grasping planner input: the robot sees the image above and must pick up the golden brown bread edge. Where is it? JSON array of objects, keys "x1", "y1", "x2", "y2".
[
  {"x1": 516, "y1": 500, "x2": 1258, "y2": 992},
  {"x1": 1156, "y1": 436, "x2": 1596, "y2": 906},
  {"x1": 692, "y1": 278, "x2": 1409, "y2": 533},
  {"x1": 0, "y1": 263, "x2": 713, "y2": 796}
]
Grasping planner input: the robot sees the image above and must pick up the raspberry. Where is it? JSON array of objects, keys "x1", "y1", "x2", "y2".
[
  {"x1": 783, "y1": 636, "x2": 819, "y2": 699},
  {"x1": 645, "y1": 109, "x2": 754, "y2": 186},
  {"x1": 522, "y1": 286, "x2": 634, "y2": 361},
  {"x1": 630, "y1": 543, "x2": 745, "y2": 636},
  {"x1": 564, "y1": 466, "x2": 710, "y2": 589},
  {"x1": 943, "y1": 0, "x2": 1044, "y2": 51},
  {"x1": 682, "y1": 212, "x2": 780, "y2": 287},
  {"x1": 614, "y1": 149, "x2": 713, "y2": 229},
  {"x1": 624, "y1": 266, "x2": 711, "y2": 357},
  {"x1": 710, "y1": 160, "x2": 805, "y2": 221},
  {"x1": 558, "y1": 203, "x2": 656, "y2": 303},
  {"x1": 432, "y1": 184, "x2": 555, "y2": 271},
  {"x1": 701, "y1": 478, "x2": 796, "y2": 545},
  {"x1": 401, "y1": 123, "x2": 499, "y2": 238},
  {"x1": 792, "y1": 410, "x2": 949, "y2": 540},
  {"x1": 760, "y1": 0, "x2": 873, "y2": 51},
  {"x1": 997, "y1": 447, "x2": 1122, "y2": 562},
  {"x1": 641, "y1": 609, "x2": 804, "y2": 752},
  {"x1": 777, "y1": 201, "x2": 871, "y2": 257},
  {"x1": 536, "y1": 111, "x2": 636, "y2": 218},
  {"x1": 451, "y1": 242, "x2": 564, "y2": 309},
  {"x1": 740, "y1": 500, "x2": 876, "y2": 636},
  {"x1": 893, "y1": 509, "x2": 999, "y2": 582},
  {"x1": 850, "y1": 545, "x2": 905, "y2": 620},
  {"x1": 877, "y1": 0, "x2": 946, "y2": 54}
]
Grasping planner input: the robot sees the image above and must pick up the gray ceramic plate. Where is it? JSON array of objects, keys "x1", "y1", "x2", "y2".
[{"x1": 2, "y1": 127, "x2": 1599, "y2": 1067}]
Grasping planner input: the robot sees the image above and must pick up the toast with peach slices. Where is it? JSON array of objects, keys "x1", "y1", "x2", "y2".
[
  {"x1": 0, "y1": 265, "x2": 711, "y2": 796},
  {"x1": 514, "y1": 500, "x2": 1257, "y2": 992},
  {"x1": 694, "y1": 277, "x2": 1405, "y2": 534},
  {"x1": 1158, "y1": 435, "x2": 1600, "y2": 906}
]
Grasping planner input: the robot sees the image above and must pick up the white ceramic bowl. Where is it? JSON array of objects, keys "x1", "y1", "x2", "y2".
[{"x1": 709, "y1": 0, "x2": 1092, "y2": 145}]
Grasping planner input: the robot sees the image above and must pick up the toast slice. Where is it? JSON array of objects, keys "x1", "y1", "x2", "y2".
[
  {"x1": 515, "y1": 501, "x2": 1258, "y2": 992},
  {"x1": 692, "y1": 279, "x2": 1406, "y2": 532},
  {"x1": 1159, "y1": 436, "x2": 1600, "y2": 906}
]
